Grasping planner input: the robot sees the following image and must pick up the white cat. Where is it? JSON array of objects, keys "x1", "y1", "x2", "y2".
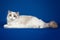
[{"x1": 4, "y1": 10, "x2": 58, "y2": 28}]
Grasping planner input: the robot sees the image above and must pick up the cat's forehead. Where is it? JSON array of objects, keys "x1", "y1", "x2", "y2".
[
  {"x1": 8, "y1": 12, "x2": 17, "y2": 15},
  {"x1": 10, "y1": 12, "x2": 16, "y2": 14},
  {"x1": 8, "y1": 11, "x2": 19, "y2": 15}
]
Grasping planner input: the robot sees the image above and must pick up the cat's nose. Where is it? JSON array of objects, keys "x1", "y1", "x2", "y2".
[
  {"x1": 13, "y1": 17, "x2": 16, "y2": 19},
  {"x1": 10, "y1": 17, "x2": 12, "y2": 19},
  {"x1": 10, "y1": 18, "x2": 14, "y2": 21}
]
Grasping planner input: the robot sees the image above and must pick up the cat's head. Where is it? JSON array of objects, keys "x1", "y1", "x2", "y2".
[{"x1": 7, "y1": 10, "x2": 19, "y2": 22}]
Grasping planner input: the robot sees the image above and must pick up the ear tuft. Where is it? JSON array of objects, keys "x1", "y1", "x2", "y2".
[
  {"x1": 8, "y1": 10, "x2": 11, "y2": 13},
  {"x1": 16, "y1": 12, "x2": 19, "y2": 15}
]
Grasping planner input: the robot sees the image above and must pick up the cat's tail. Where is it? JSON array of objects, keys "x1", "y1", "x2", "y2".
[
  {"x1": 39, "y1": 20, "x2": 58, "y2": 28},
  {"x1": 48, "y1": 21, "x2": 58, "y2": 28},
  {"x1": 44, "y1": 21, "x2": 58, "y2": 28}
]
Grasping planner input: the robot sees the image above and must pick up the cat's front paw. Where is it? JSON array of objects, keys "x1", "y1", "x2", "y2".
[{"x1": 4, "y1": 24, "x2": 8, "y2": 28}]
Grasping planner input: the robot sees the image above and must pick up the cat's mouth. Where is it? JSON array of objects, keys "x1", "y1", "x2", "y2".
[{"x1": 10, "y1": 18, "x2": 15, "y2": 21}]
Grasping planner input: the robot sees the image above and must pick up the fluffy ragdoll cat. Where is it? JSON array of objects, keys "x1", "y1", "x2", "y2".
[{"x1": 4, "y1": 10, "x2": 58, "y2": 28}]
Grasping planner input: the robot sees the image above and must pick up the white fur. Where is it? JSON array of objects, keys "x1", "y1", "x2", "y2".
[{"x1": 4, "y1": 10, "x2": 49, "y2": 28}]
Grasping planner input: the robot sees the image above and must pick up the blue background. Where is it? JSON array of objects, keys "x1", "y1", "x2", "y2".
[{"x1": 0, "y1": 0, "x2": 60, "y2": 40}]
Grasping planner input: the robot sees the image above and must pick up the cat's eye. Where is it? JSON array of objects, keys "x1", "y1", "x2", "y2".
[
  {"x1": 14, "y1": 15, "x2": 16, "y2": 17},
  {"x1": 9, "y1": 14, "x2": 11, "y2": 16}
]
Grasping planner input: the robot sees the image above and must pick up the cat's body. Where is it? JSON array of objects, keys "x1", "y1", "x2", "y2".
[{"x1": 4, "y1": 10, "x2": 58, "y2": 28}]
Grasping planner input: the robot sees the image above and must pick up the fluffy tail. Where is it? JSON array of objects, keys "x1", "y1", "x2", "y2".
[
  {"x1": 49, "y1": 21, "x2": 58, "y2": 28},
  {"x1": 40, "y1": 21, "x2": 58, "y2": 28}
]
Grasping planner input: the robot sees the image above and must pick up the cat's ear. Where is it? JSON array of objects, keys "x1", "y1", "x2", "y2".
[
  {"x1": 16, "y1": 12, "x2": 19, "y2": 15},
  {"x1": 8, "y1": 10, "x2": 11, "y2": 13}
]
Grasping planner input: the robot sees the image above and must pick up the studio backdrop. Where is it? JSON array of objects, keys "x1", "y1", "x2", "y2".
[{"x1": 0, "y1": 0, "x2": 60, "y2": 40}]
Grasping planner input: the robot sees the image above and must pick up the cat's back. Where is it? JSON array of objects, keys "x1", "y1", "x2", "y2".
[
  {"x1": 20, "y1": 15, "x2": 33, "y2": 18},
  {"x1": 19, "y1": 15, "x2": 33, "y2": 19},
  {"x1": 17, "y1": 15, "x2": 34, "y2": 24},
  {"x1": 14, "y1": 15, "x2": 40, "y2": 25}
]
